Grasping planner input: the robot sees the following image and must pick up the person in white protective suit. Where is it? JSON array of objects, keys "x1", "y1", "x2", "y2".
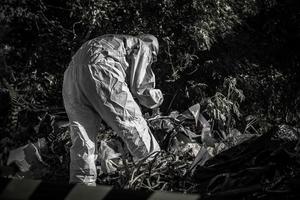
[{"x1": 62, "y1": 34, "x2": 163, "y2": 185}]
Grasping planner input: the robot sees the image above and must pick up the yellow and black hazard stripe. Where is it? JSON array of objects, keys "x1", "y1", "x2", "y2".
[{"x1": 0, "y1": 178, "x2": 201, "y2": 200}]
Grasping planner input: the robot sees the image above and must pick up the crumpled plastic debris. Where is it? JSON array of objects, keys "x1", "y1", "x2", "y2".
[
  {"x1": 148, "y1": 103, "x2": 261, "y2": 177},
  {"x1": 181, "y1": 143, "x2": 202, "y2": 157},
  {"x1": 7, "y1": 138, "x2": 47, "y2": 172},
  {"x1": 189, "y1": 145, "x2": 213, "y2": 173},
  {"x1": 149, "y1": 103, "x2": 210, "y2": 155}
]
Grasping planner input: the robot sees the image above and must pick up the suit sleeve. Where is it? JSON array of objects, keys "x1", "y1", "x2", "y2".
[{"x1": 129, "y1": 42, "x2": 163, "y2": 109}]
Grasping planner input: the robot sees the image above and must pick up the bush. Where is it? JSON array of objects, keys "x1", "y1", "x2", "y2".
[{"x1": 0, "y1": 0, "x2": 299, "y2": 135}]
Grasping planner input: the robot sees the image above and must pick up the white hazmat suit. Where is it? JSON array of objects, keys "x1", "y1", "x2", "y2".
[{"x1": 62, "y1": 34, "x2": 163, "y2": 185}]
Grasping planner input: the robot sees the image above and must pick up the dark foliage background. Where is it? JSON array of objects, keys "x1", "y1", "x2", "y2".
[{"x1": 0, "y1": 0, "x2": 299, "y2": 165}]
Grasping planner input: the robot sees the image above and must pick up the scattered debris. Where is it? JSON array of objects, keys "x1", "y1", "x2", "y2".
[{"x1": 1, "y1": 103, "x2": 300, "y2": 199}]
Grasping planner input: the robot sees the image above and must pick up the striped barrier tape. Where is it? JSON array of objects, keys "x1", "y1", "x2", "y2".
[{"x1": 0, "y1": 178, "x2": 201, "y2": 200}]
